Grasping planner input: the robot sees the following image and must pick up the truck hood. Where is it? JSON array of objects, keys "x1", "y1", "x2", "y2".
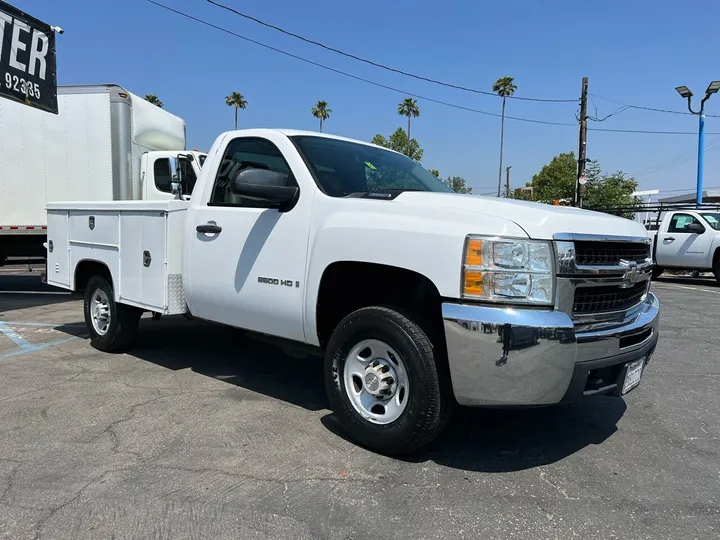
[{"x1": 395, "y1": 192, "x2": 649, "y2": 240}]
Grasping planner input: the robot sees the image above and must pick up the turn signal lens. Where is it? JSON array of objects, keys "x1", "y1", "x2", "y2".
[
  {"x1": 463, "y1": 270, "x2": 484, "y2": 296},
  {"x1": 465, "y1": 239, "x2": 483, "y2": 266},
  {"x1": 461, "y1": 236, "x2": 555, "y2": 304}
]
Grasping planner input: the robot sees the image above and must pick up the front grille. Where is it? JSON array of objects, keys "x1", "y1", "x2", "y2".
[
  {"x1": 573, "y1": 282, "x2": 648, "y2": 315},
  {"x1": 574, "y1": 241, "x2": 650, "y2": 266}
]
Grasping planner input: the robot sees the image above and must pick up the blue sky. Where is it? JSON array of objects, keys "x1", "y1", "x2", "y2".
[{"x1": 15, "y1": 0, "x2": 720, "y2": 196}]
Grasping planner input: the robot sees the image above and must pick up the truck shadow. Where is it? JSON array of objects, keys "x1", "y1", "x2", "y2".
[
  {"x1": 118, "y1": 316, "x2": 329, "y2": 412},
  {"x1": 55, "y1": 315, "x2": 627, "y2": 471},
  {"x1": 322, "y1": 398, "x2": 626, "y2": 472},
  {"x1": 0, "y1": 274, "x2": 75, "y2": 313}
]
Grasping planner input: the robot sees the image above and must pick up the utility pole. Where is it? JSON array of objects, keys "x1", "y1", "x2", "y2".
[
  {"x1": 575, "y1": 77, "x2": 588, "y2": 207},
  {"x1": 505, "y1": 166, "x2": 511, "y2": 198}
]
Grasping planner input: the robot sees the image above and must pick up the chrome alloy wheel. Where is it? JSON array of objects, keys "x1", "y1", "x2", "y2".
[
  {"x1": 90, "y1": 288, "x2": 111, "y2": 336},
  {"x1": 343, "y1": 339, "x2": 409, "y2": 424}
]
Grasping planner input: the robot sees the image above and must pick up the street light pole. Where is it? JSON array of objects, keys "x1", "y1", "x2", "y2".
[
  {"x1": 697, "y1": 110, "x2": 705, "y2": 206},
  {"x1": 676, "y1": 81, "x2": 720, "y2": 206}
]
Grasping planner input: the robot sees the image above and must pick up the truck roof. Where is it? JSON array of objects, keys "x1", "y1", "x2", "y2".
[{"x1": 226, "y1": 128, "x2": 404, "y2": 155}]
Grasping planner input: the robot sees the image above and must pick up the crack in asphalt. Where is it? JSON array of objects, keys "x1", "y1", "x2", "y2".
[
  {"x1": 0, "y1": 369, "x2": 88, "y2": 404},
  {"x1": 151, "y1": 464, "x2": 377, "y2": 486},
  {"x1": 33, "y1": 467, "x2": 133, "y2": 540},
  {"x1": 539, "y1": 471, "x2": 579, "y2": 501},
  {"x1": 0, "y1": 458, "x2": 27, "y2": 506}
]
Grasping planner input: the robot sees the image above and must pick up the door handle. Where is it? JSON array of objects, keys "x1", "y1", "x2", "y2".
[
  {"x1": 664, "y1": 236, "x2": 675, "y2": 242},
  {"x1": 196, "y1": 223, "x2": 222, "y2": 234}
]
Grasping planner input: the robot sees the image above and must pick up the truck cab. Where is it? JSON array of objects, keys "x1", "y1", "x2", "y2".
[
  {"x1": 140, "y1": 150, "x2": 206, "y2": 200},
  {"x1": 652, "y1": 207, "x2": 720, "y2": 281}
]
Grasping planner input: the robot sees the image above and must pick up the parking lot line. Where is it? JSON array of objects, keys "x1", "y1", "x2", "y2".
[
  {"x1": 0, "y1": 336, "x2": 79, "y2": 359},
  {"x1": 653, "y1": 282, "x2": 720, "y2": 295},
  {"x1": 0, "y1": 321, "x2": 81, "y2": 359},
  {"x1": 0, "y1": 321, "x2": 33, "y2": 348}
]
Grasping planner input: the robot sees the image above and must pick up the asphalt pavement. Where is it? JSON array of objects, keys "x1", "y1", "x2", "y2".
[{"x1": 0, "y1": 270, "x2": 718, "y2": 539}]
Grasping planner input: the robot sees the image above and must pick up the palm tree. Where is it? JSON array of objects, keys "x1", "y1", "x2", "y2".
[
  {"x1": 225, "y1": 92, "x2": 248, "y2": 130},
  {"x1": 311, "y1": 100, "x2": 332, "y2": 132},
  {"x1": 492, "y1": 76, "x2": 517, "y2": 197},
  {"x1": 397, "y1": 97, "x2": 420, "y2": 155},
  {"x1": 144, "y1": 94, "x2": 163, "y2": 108}
]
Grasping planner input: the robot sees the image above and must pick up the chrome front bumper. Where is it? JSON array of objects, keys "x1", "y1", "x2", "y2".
[{"x1": 441, "y1": 293, "x2": 659, "y2": 406}]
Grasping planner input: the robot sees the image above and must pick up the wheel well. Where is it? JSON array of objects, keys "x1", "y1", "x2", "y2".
[
  {"x1": 316, "y1": 262, "x2": 444, "y2": 347},
  {"x1": 74, "y1": 260, "x2": 112, "y2": 293}
]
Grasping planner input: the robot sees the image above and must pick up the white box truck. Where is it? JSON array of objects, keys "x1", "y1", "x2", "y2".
[
  {"x1": 0, "y1": 84, "x2": 206, "y2": 266},
  {"x1": 46, "y1": 128, "x2": 660, "y2": 455}
]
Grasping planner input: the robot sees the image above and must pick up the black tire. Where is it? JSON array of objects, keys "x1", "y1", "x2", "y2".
[
  {"x1": 84, "y1": 275, "x2": 140, "y2": 352},
  {"x1": 651, "y1": 265, "x2": 664, "y2": 280},
  {"x1": 325, "y1": 306, "x2": 452, "y2": 456},
  {"x1": 714, "y1": 259, "x2": 720, "y2": 285}
]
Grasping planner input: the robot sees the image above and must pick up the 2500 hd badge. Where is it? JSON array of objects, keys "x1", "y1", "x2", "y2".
[{"x1": 257, "y1": 276, "x2": 300, "y2": 288}]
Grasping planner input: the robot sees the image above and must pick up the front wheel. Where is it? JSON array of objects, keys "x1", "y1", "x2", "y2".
[
  {"x1": 325, "y1": 306, "x2": 452, "y2": 456},
  {"x1": 651, "y1": 265, "x2": 664, "y2": 280},
  {"x1": 84, "y1": 276, "x2": 140, "y2": 352}
]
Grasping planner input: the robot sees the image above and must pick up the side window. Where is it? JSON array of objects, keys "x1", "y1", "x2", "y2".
[
  {"x1": 668, "y1": 213, "x2": 700, "y2": 233},
  {"x1": 154, "y1": 158, "x2": 174, "y2": 193},
  {"x1": 209, "y1": 138, "x2": 296, "y2": 207}
]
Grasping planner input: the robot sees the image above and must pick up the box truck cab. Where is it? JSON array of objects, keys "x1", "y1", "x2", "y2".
[{"x1": 0, "y1": 84, "x2": 206, "y2": 265}]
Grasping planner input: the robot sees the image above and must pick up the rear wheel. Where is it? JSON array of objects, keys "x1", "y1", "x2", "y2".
[
  {"x1": 325, "y1": 306, "x2": 452, "y2": 456},
  {"x1": 651, "y1": 265, "x2": 664, "y2": 280},
  {"x1": 84, "y1": 276, "x2": 141, "y2": 352},
  {"x1": 714, "y1": 258, "x2": 720, "y2": 285}
]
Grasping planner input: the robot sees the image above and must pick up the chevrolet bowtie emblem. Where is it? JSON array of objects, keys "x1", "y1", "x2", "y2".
[{"x1": 619, "y1": 259, "x2": 639, "y2": 288}]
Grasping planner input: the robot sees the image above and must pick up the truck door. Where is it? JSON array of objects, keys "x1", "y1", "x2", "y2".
[
  {"x1": 656, "y1": 212, "x2": 713, "y2": 267},
  {"x1": 185, "y1": 136, "x2": 311, "y2": 343}
]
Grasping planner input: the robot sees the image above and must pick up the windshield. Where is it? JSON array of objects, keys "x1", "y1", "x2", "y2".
[
  {"x1": 700, "y1": 212, "x2": 720, "y2": 230},
  {"x1": 290, "y1": 135, "x2": 454, "y2": 197}
]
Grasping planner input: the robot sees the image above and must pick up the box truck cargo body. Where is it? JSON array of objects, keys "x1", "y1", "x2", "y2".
[{"x1": 0, "y1": 84, "x2": 204, "y2": 265}]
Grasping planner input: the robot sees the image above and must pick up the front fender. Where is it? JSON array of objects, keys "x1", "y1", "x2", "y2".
[{"x1": 302, "y1": 195, "x2": 527, "y2": 345}]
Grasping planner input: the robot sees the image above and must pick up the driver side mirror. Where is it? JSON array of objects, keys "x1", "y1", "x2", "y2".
[
  {"x1": 230, "y1": 168, "x2": 298, "y2": 211},
  {"x1": 687, "y1": 222, "x2": 706, "y2": 234}
]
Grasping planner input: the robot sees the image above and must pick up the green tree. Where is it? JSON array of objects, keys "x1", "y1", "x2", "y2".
[
  {"x1": 529, "y1": 152, "x2": 639, "y2": 213},
  {"x1": 492, "y1": 76, "x2": 517, "y2": 197},
  {"x1": 225, "y1": 91, "x2": 248, "y2": 130},
  {"x1": 397, "y1": 98, "x2": 420, "y2": 155},
  {"x1": 429, "y1": 168, "x2": 440, "y2": 177},
  {"x1": 144, "y1": 94, "x2": 163, "y2": 108},
  {"x1": 584, "y1": 168, "x2": 639, "y2": 213},
  {"x1": 311, "y1": 100, "x2": 331, "y2": 132},
  {"x1": 531, "y1": 152, "x2": 577, "y2": 202},
  {"x1": 371, "y1": 127, "x2": 423, "y2": 161},
  {"x1": 443, "y1": 176, "x2": 472, "y2": 194}
]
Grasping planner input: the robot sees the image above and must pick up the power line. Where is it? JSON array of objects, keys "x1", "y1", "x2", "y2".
[
  {"x1": 590, "y1": 93, "x2": 720, "y2": 118},
  {"x1": 146, "y1": 1, "x2": 575, "y2": 126},
  {"x1": 630, "y1": 138, "x2": 720, "y2": 178},
  {"x1": 148, "y1": 1, "x2": 720, "y2": 137},
  {"x1": 205, "y1": 0, "x2": 577, "y2": 104},
  {"x1": 588, "y1": 127, "x2": 720, "y2": 135}
]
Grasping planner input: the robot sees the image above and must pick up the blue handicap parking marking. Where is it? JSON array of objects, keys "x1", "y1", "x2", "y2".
[{"x1": 0, "y1": 321, "x2": 81, "y2": 359}]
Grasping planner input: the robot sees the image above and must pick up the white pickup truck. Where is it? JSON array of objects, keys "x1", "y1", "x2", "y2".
[
  {"x1": 45, "y1": 129, "x2": 660, "y2": 455},
  {"x1": 649, "y1": 208, "x2": 720, "y2": 282}
]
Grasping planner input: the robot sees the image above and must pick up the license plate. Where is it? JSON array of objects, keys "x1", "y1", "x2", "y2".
[{"x1": 622, "y1": 359, "x2": 644, "y2": 395}]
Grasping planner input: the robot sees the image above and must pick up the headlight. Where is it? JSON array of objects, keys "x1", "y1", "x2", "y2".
[{"x1": 462, "y1": 236, "x2": 555, "y2": 304}]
